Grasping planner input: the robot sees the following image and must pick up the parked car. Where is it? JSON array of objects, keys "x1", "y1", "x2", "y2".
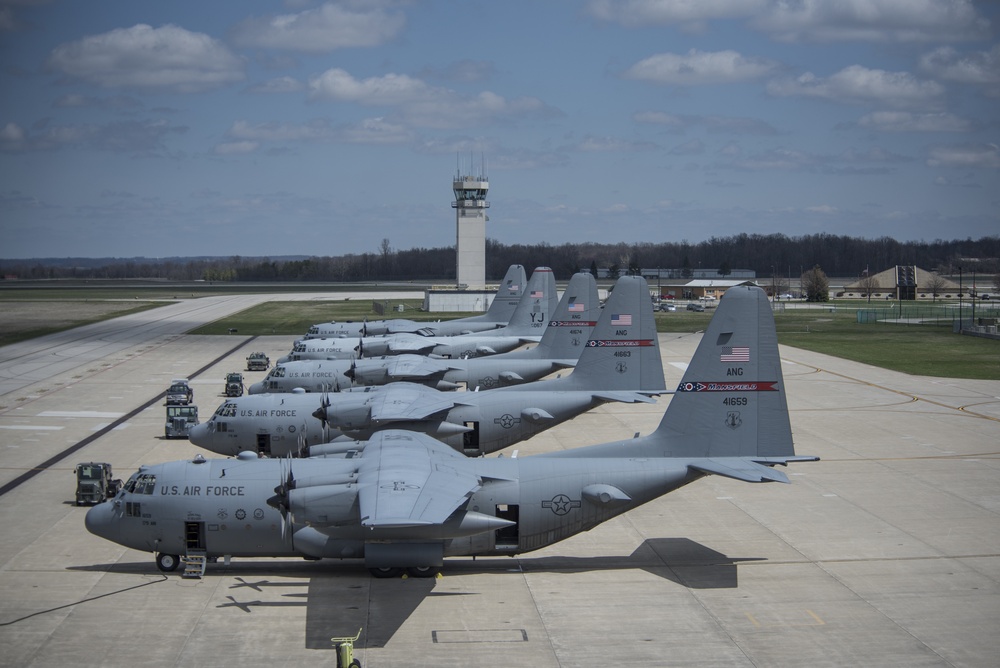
[
  {"x1": 686, "y1": 302, "x2": 706, "y2": 312},
  {"x1": 658, "y1": 302, "x2": 676, "y2": 312}
]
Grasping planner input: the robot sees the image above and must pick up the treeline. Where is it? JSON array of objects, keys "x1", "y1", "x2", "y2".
[{"x1": 3, "y1": 233, "x2": 998, "y2": 282}]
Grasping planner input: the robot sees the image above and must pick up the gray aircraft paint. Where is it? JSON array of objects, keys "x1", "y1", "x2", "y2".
[
  {"x1": 87, "y1": 285, "x2": 817, "y2": 576},
  {"x1": 250, "y1": 271, "x2": 599, "y2": 393},
  {"x1": 188, "y1": 274, "x2": 663, "y2": 457},
  {"x1": 303, "y1": 264, "x2": 527, "y2": 338}
]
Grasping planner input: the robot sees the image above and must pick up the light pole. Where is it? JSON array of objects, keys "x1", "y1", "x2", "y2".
[{"x1": 771, "y1": 265, "x2": 776, "y2": 302}]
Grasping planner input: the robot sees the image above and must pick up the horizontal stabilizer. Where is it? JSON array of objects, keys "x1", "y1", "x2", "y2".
[
  {"x1": 590, "y1": 390, "x2": 659, "y2": 404},
  {"x1": 688, "y1": 458, "x2": 792, "y2": 483}
]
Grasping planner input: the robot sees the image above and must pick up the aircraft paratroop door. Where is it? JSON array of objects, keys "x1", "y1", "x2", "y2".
[
  {"x1": 462, "y1": 422, "x2": 480, "y2": 455},
  {"x1": 495, "y1": 504, "x2": 518, "y2": 549},
  {"x1": 185, "y1": 521, "x2": 205, "y2": 551},
  {"x1": 256, "y1": 433, "x2": 271, "y2": 457}
]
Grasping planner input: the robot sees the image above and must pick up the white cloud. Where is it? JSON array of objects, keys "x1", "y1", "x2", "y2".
[
  {"x1": 767, "y1": 65, "x2": 945, "y2": 109},
  {"x1": 213, "y1": 141, "x2": 259, "y2": 155},
  {"x1": 669, "y1": 139, "x2": 705, "y2": 155},
  {"x1": 309, "y1": 68, "x2": 432, "y2": 104},
  {"x1": 624, "y1": 49, "x2": 779, "y2": 85},
  {"x1": 309, "y1": 68, "x2": 556, "y2": 129},
  {"x1": 804, "y1": 205, "x2": 838, "y2": 214},
  {"x1": 228, "y1": 119, "x2": 335, "y2": 142},
  {"x1": 339, "y1": 117, "x2": 414, "y2": 144},
  {"x1": 574, "y1": 136, "x2": 658, "y2": 152},
  {"x1": 857, "y1": 111, "x2": 972, "y2": 133},
  {"x1": 0, "y1": 119, "x2": 186, "y2": 152},
  {"x1": 246, "y1": 77, "x2": 305, "y2": 94},
  {"x1": 588, "y1": 0, "x2": 991, "y2": 43},
  {"x1": 230, "y1": 3, "x2": 405, "y2": 53},
  {"x1": 635, "y1": 111, "x2": 778, "y2": 135},
  {"x1": 927, "y1": 143, "x2": 1000, "y2": 169},
  {"x1": 752, "y1": 0, "x2": 991, "y2": 43},
  {"x1": 919, "y1": 45, "x2": 1000, "y2": 84},
  {"x1": 587, "y1": 0, "x2": 764, "y2": 27},
  {"x1": 47, "y1": 24, "x2": 244, "y2": 93}
]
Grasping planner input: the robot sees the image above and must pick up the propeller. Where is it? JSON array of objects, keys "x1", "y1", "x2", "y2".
[
  {"x1": 311, "y1": 387, "x2": 332, "y2": 443},
  {"x1": 266, "y1": 456, "x2": 296, "y2": 546},
  {"x1": 295, "y1": 425, "x2": 307, "y2": 458},
  {"x1": 354, "y1": 335, "x2": 364, "y2": 358},
  {"x1": 344, "y1": 357, "x2": 357, "y2": 383}
]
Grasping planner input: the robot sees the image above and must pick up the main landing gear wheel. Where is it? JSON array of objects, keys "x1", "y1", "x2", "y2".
[
  {"x1": 156, "y1": 553, "x2": 180, "y2": 572},
  {"x1": 368, "y1": 567, "x2": 403, "y2": 578},
  {"x1": 406, "y1": 566, "x2": 439, "y2": 578}
]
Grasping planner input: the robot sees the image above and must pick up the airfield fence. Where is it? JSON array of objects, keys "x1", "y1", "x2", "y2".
[{"x1": 856, "y1": 304, "x2": 1000, "y2": 327}]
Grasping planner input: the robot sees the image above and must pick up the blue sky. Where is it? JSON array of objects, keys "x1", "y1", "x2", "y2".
[{"x1": 1, "y1": 0, "x2": 998, "y2": 259}]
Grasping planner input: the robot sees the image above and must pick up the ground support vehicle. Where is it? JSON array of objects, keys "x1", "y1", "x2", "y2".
[
  {"x1": 74, "y1": 463, "x2": 121, "y2": 505},
  {"x1": 166, "y1": 378, "x2": 193, "y2": 405},
  {"x1": 224, "y1": 372, "x2": 244, "y2": 397},
  {"x1": 246, "y1": 352, "x2": 270, "y2": 371},
  {"x1": 165, "y1": 405, "x2": 199, "y2": 439},
  {"x1": 331, "y1": 629, "x2": 362, "y2": 668}
]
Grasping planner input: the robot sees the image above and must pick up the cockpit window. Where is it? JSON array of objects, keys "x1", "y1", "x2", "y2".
[
  {"x1": 292, "y1": 342, "x2": 306, "y2": 353},
  {"x1": 123, "y1": 473, "x2": 139, "y2": 493},
  {"x1": 133, "y1": 473, "x2": 156, "y2": 495},
  {"x1": 214, "y1": 402, "x2": 238, "y2": 418},
  {"x1": 308, "y1": 326, "x2": 319, "y2": 335},
  {"x1": 270, "y1": 366, "x2": 286, "y2": 379}
]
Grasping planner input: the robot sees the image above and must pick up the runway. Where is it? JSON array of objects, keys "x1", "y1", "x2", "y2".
[{"x1": 0, "y1": 297, "x2": 998, "y2": 667}]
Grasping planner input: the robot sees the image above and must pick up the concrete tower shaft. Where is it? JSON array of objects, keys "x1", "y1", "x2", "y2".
[{"x1": 453, "y1": 172, "x2": 489, "y2": 289}]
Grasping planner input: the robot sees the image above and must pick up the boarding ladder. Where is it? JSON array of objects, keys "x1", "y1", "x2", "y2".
[{"x1": 181, "y1": 550, "x2": 207, "y2": 578}]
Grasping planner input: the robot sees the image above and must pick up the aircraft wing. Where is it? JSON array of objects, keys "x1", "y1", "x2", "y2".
[
  {"x1": 384, "y1": 355, "x2": 457, "y2": 381},
  {"x1": 357, "y1": 430, "x2": 478, "y2": 528},
  {"x1": 366, "y1": 383, "x2": 465, "y2": 423},
  {"x1": 384, "y1": 335, "x2": 439, "y2": 355}
]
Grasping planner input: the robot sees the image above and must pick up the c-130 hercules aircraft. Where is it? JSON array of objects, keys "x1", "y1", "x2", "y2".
[{"x1": 85, "y1": 286, "x2": 818, "y2": 578}]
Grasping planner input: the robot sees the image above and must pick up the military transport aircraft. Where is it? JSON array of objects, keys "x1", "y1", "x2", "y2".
[
  {"x1": 188, "y1": 275, "x2": 663, "y2": 458},
  {"x1": 249, "y1": 271, "x2": 599, "y2": 393},
  {"x1": 303, "y1": 264, "x2": 526, "y2": 339},
  {"x1": 86, "y1": 285, "x2": 818, "y2": 578},
  {"x1": 276, "y1": 267, "x2": 557, "y2": 362}
]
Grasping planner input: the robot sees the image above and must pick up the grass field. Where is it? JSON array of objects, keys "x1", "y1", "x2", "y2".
[{"x1": 2, "y1": 285, "x2": 998, "y2": 380}]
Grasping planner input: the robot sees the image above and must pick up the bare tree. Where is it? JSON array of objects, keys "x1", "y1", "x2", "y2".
[
  {"x1": 925, "y1": 273, "x2": 948, "y2": 302},
  {"x1": 858, "y1": 274, "x2": 880, "y2": 302}
]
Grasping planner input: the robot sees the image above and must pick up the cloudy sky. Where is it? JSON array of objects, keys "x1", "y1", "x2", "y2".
[{"x1": 1, "y1": 1, "x2": 998, "y2": 260}]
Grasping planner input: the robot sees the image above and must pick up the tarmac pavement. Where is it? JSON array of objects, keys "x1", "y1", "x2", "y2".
[{"x1": 0, "y1": 297, "x2": 998, "y2": 667}]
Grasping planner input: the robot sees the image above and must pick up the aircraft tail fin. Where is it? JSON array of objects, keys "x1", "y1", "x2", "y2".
[
  {"x1": 523, "y1": 271, "x2": 599, "y2": 360},
  {"x1": 500, "y1": 267, "x2": 558, "y2": 336},
  {"x1": 655, "y1": 285, "x2": 795, "y2": 459},
  {"x1": 525, "y1": 275, "x2": 664, "y2": 392},
  {"x1": 482, "y1": 264, "x2": 527, "y2": 322}
]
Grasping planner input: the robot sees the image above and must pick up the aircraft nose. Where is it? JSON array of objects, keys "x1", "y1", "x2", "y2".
[
  {"x1": 248, "y1": 382, "x2": 264, "y2": 394},
  {"x1": 188, "y1": 421, "x2": 210, "y2": 445},
  {"x1": 85, "y1": 502, "x2": 119, "y2": 542}
]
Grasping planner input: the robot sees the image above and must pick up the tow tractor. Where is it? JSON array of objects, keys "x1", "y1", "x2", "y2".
[
  {"x1": 74, "y1": 462, "x2": 122, "y2": 505},
  {"x1": 165, "y1": 404, "x2": 199, "y2": 439}
]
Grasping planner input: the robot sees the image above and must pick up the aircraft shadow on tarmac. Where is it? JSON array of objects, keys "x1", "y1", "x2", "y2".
[{"x1": 70, "y1": 538, "x2": 759, "y2": 650}]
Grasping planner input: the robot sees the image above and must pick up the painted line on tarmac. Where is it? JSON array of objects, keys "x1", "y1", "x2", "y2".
[{"x1": 0, "y1": 336, "x2": 258, "y2": 498}]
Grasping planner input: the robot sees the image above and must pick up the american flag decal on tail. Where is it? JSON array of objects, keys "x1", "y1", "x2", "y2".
[{"x1": 720, "y1": 346, "x2": 750, "y2": 362}]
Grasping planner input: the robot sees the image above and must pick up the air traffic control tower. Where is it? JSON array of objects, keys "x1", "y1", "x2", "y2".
[{"x1": 452, "y1": 170, "x2": 489, "y2": 290}]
